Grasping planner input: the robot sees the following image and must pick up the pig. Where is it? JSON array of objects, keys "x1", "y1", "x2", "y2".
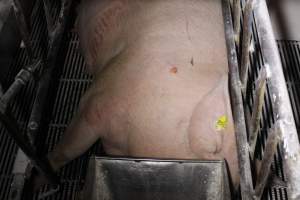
[{"x1": 38, "y1": 0, "x2": 239, "y2": 189}]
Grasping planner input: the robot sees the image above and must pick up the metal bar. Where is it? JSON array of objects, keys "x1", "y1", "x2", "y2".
[
  {"x1": 0, "y1": 84, "x2": 3, "y2": 96},
  {"x1": 0, "y1": 60, "x2": 41, "y2": 109},
  {"x1": 233, "y1": 0, "x2": 241, "y2": 45},
  {"x1": 8, "y1": 0, "x2": 72, "y2": 198},
  {"x1": 9, "y1": 151, "x2": 30, "y2": 200},
  {"x1": 254, "y1": 124, "x2": 280, "y2": 200},
  {"x1": 0, "y1": 110, "x2": 59, "y2": 186},
  {"x1": 28, "y1": 0, "x2": 72, "y2": 140},
  {"x1": 222, "y1": 1, "x2": 254, "y2": 199},
  {"x1": 249, "y1": 67, "x2": 267, "y2": 158},
  {"x1": 253, "y1": 1, "x2": 300, "y2": 199},
  {"x1": 43, "y1": 0, "x2": 54, "y2": 36},
  {"x1": 12, "y1": 0, "x2": 34, "y2": 59},
  {"x1": 240, "y1": 0, "x2": 254, "y2": 87}
]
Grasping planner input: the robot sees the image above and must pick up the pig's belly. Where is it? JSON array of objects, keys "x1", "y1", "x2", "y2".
[
  {"x1": 77, "y1": 0, "x2": 238, "y2": 183},
  {"x1": 94, "y1": 59, "x2": 234, "y2": 160}
]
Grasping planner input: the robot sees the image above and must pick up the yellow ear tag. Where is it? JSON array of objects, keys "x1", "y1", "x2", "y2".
[{"x1": 215, "y1": 115, "x2": 228, "y2": 131}]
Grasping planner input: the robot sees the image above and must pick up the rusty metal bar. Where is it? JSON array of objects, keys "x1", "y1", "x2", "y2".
[
  {"x1": 249, "y1": 67, "x2": 267, "y2": 158},
  {"x1": 253, "y1": 1, "x2": 300, "y2": 199},
  {"x1": 12, "y1": 0, "x2": 34, "y2": 59},
  {"x1": 240, "y1": 0, "x2": 254, "y2": 87},
  {"x1": 254, "y1": 124, "x2": 281, "y2": 200},
  {"x1": 222, "y1": 1, "x2": 254, "y2": 199}
]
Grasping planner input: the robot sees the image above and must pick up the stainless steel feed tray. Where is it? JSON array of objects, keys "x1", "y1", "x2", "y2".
[{"x1": 82, "y1": 157, "x2": 231, "y2": 200}]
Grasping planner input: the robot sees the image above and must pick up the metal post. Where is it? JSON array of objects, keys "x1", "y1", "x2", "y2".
[
  {"x1": 233, "y1": 0, "x2": 241, "y2": 45},
  {"x1": 254, "y1": 124, "x2": 280, "y2": 200},
  {"x1": 43, "y1": 0, "x2": 54, "y2": 36},
  {"x1": 28, "y1": 0, "x2": 72, "y2": 142},
  {"x1": 0, "y1": 110, "x2": 59, "y2": 186},
  {"x1": 12, "y1": 0, "x2": 34, "y2": 59},
  {"x1": 0, "y1": 84, "x2": 3, "y2": 96},
  {"x1": 240, "y1": 0, "x2": 254, "y2": 87},
  {"x1": 249, "y1": 67, "x2": 267, "y2": 158},
  {"x1": 254, "y1": 1, "x2": 300, "y2": 199},
  {"x1": 222, "y1": 1, "x2": 254, "y2": 199},
  {"x1": 8, "y1": 0, "x2": 72, "y2": 198}
]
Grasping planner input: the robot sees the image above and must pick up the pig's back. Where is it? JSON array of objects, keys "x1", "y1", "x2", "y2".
[{"x1": 78, "y1": 0, "x2": 238, "y2": 183}]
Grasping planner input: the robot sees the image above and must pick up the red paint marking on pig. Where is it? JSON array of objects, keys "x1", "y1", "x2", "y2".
[{"x1": 170, "y1": 67, "x2": 178, "y2": 74}]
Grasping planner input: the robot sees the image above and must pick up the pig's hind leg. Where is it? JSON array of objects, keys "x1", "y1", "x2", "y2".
[{"x1": 47, "y1": 95, "x2": 107, "y2": 171}]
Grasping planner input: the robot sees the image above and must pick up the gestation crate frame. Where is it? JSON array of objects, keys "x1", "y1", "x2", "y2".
[
  {"x1": 224, "y1": 0, "x2": 300, "y2": 199},
  {"x1": 0, "y1": 0, "x2": 299, "y2": 199}
]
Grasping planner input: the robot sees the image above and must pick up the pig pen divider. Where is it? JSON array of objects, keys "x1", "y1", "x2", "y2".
[
  {"x1": 0, "y1": 0, "x2": 298, "y2": 199},
  {"x1": 226, "y1": 0, "x2": 300, "y2": 199},
  {"x1": 0, "y1": 0, "x2": 72, "y2": 199}
]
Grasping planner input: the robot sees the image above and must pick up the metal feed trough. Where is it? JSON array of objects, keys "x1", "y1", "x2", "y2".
[
  {"x1": 0, "y1": 0, "x2": 299, "y2": 199},
  {"x1": 82, "y1": 158, "x2": 231, "y2": 200}
]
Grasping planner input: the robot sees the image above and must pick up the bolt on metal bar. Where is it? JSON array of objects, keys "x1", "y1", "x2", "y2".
[
  {"x1": 222, "y1": 1, "x2": 254, "y2": 199},
  {"x1": 12, "y1": 0, "x2": 34, "y2": 59},
  {"x1": 240, "y1": 0, "x2": 254, "y2": 87},
  {"x1": 233, "y1": 0, "x2": 241, "y2": 45},
  {"x1": 253, "y1": 1, "x2": 300, "y2": 199},
  {"x1": 254, "y1": 123, "x2": 280, "y2": 200},
  {"x1": 0, "y1": 110, "x2": 60, "y2": 186},
  {"x1": 0, "y1": 60, "x2": 41, "y2": 109},
  {"x1": 249, "y1": 67, "x2": 267, "y2": 158}
]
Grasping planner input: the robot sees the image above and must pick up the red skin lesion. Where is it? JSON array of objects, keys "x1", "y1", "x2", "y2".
[{"x1": 170, "y1": 66, "x2": 178, "y2": 74}]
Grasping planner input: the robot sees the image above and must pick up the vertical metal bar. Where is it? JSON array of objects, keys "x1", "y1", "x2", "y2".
[
  {"x1": 0, "y1": 84, "x2": 3, "y2": 96},
  {"x1": 9, "y1": 150, "x2": 30, "y2": 200},
  {"x1": 8, "y1": 0, "x2": 72, "y2": 198},
  {"x1": 240, "y1": 0, "x2": 254, "y2": 87},
  {"x1": 222, "y1": 1, "x2": 254, "y2": 199},
  {"x1": 233, "y1": 0, "x2": 241, "y2": 45},
  {"x1": 43, "y1": 0, "x2": 54, "y2": 35},
  {"x1": 254, "y1": 1, "x2": 300, "y2": 199},
  {"x1": 12, "y1": 0, "x2": 34, "y2": 59},
  {"x1": 254, "y1": 124, "x2": 280, "y2": 200},
  {"x1": 249, "y1": 67, "x2": 267, "y2": 157},
  {"x1": 28, "y1": 0, "x2": 72, "y2": 140}
]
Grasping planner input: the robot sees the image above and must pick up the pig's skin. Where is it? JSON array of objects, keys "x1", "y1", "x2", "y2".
[{"x1": 48, "y1": 0, "x2": 239, "y2": 186}]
